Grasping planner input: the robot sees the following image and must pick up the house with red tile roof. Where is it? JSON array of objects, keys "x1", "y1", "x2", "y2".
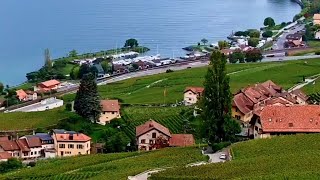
[
  {"x1": 136, "y1": 120, "x2": 195, "y2": 151},
  {"x1": 99, "y1": 100, "x2": 121, "y2": 125},
  {"x1": 0, "y1": 137, "x2": 21, "y2": 159},
  {"x1": 0, "y1": 152, "x2": 12, "y2": 162},
  {"x1": 184, "y1": 87, "x2": 204, "y2": 105},
  {"x1": 35, "y1": 79, "x2": 61, "y2": 92},
  {"x1": 16, "y1": 89, "x2": 38, "y2": 102},
  {"x1": 250, "y1": 105, "x2": 320, "y2": 139},
  {"x1": 52, "y1": 129, "x2": 91, "y2": 157}
]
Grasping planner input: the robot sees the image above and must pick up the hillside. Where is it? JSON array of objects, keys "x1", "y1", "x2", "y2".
[
  {"x1": 151, "y1": 134, "x2": 320, "y2": 179},
  {"x1": 0, "y1": 147, "x2": 206, "y2": 180}
]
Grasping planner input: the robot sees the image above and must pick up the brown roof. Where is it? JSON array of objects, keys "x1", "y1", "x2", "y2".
[
  {"x1": 260, "y1": 105, "x2": 320, "y2": 133},
  {"x1": 136, "y1": 120, "x2": 171, "y2": 137},
  {"x1": 16, "y1": 89, "x2": 27, "y2": 101},
  {"x1": 100, "y1": 100, "x2": 120, "y2": 112},
  {"x1": 291, "y1": 89, "x2": 308, "y2": 102},
  {"x1": 265, "y1": 97, "x2": 293, "y2": 106},
  {"x1": 0, "y1": 152, "x2": 12, "y2": 160},
  {"x1": 313, "y1": 14, "x2": 320, "y2": 20},
  {"x1": 286, "y1": 33, "x2": 302, "y2": 40},
  {"x1": 16, "y1": 139, "x2": 30, "y2": 152},
  {"x1": 184, "y1": 87, "x2": 204, "y2": 95},
  {"x1": 0, "y1": 140, "x2": 20, "y2": 151},
  {"x1": 233, "y1": 93, "x2": 254, "y2": 114},
  {"x1": 39, "y1": 79, "x2": 60, "y2": 88},
  {"x1": 24, "y1": 136, "x2": 42, "y2": 148},
  {"x1": 170, "y1": 134, "x2": 195, "y2": 147}
]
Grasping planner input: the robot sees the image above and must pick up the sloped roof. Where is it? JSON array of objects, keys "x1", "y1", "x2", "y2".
[
  {"x1": 260, "y1": 105, "x2": 320, "y2": 133},
  {"x1": 23, "y1": 136, "x2": 42, "y2": 148},
  {"x1": 16, "y1": 139, "x2": 30, "y2": 152},
  {"x1": 233, "y1": 93, "x2": 254, "y2": 114},
  {"x1": 16, "y1": 89, "x2": 27, "y2": 100},
  {"x1": 100, "y1": 100, "x2": 120, "y2": 112},
  {"x1": 53, "y1": 130, "x2": 91, "y2": 142},
  {"x1": 170, "y1": 134, "x2": 195, "y2": 147},
  {"x1": 136, "y1": 120, "x2": 171, "y2": 137},
  {"x1": 184, "y1": 87, "x2": 204, "y2": 94},
  {"x1": 35, "y1": 133, "x2": 53, "y2": 141},
  {"x1": 39, "y1": 79, "x2": 60, "y2": 88},
  {"x1": 0, "y1": 152, "x2": 12, "y2": 160},
  {"x1": 291, "y1": 89, "x2": 308, "y2": 102},
  {"x1": 0, "y1": 140, "x2": 20, "y2": 151}
]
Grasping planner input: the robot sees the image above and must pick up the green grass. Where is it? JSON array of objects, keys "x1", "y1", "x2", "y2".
[
  {"x1": 308, "y1": 40, "x2": 320, "y2": 48},
  {"x1": 1, "y1": 147, "x2": 206, "y2": 180},
  {"x1": 0, "y1": 107, "x2": 75, "y2": 131},
  {"x1": 151, "y1": 134, "x2": 320, "y2": 179},
  {"x1": 302, "y1": 78, "x2": 320, "y2": 94}
]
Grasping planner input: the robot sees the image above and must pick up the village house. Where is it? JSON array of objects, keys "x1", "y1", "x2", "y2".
[
  {"x1": 0, "y1": 137, "x2": 21, "y2": 159},
  {"x1": 313, "y1": 14, "x2": 320, "y2": 25},
  {"x1": 250, "y1": 105, "x2": 320, "y2": 139},
  {"x1": 16, "y1": 89, "x2": 37, "y2": 102},
  {"x1": 52, "y1": 129, "x2": 91, "y2": 157},
  {"x1": 232, "y1": 80, "x2": 308, "y2": 127},
  {"x1": 34, "y1": 133, "x2": 56, "y2": 158},
  {"x1": 34, "y1": 79, "x2": 61, "y2": 92},
  {"x1": 136, "y1": 120, "x2": 195, "y2": 151},
  {"x1": 285, "y1": 33, "x2": 303, "y2": 48},
  {"x1": 184, "y1": 87, "x2": 204, "y2": 105},
  {"x1": 99, "y1": 100, "x2": 121, "y2": 125},
  {"x1": 220, "y1": 48, "x2": 234, "y2": 56},
  {"x1": 19, "y1": 136, "x2": 43, "y2": 159},
  {"x1": 133, "y1": 60, "x2": 153, "y2": 70}
]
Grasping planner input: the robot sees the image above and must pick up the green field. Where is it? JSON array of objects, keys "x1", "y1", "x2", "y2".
[
  {"x1": 0, "y1": 107, "x2": 75, "y2": 131},
  {"x1": 90, "y1": 59, "x2": 320, "y2": 104},
  {"x1": 0, "y1": 147, "x2": 206, "y2": 180},
  {"x1": 151, "y1": 134, "x2": 320, "y2": 179}
]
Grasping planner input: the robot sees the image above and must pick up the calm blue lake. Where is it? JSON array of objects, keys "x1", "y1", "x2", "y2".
[{"x1": 0, "y1": 0, "x2": 300, "y2": 85}]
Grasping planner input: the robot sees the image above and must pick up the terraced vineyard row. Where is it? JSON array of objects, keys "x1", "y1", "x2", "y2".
[{"x1": 308, "y1": 93, "x2": 320, "y2": 104}]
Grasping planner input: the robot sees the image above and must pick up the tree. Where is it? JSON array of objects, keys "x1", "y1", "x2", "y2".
[
  {"x1": 201, "y1": 38, "x2": 208, "y2": 45},
  {"x1": 105, "y1": 131, "x2": 130, "y2": 153},
  {"x1": 44, "y1": 48, "x2": 52, "y2": 70},
  {"x1": 69, "y1": 49, "x2": 78, "y2": 58},
  {"x1": 248, "y1": 29, "x2": 260, "y2": 38},
  {"x1": 74, "y1": 73, "x2": 101, "y2": 122},
  {"x1": 101, "y1": 61, "x2": 112, "y2": 74},
  {"x1": 70, "y1": 66, "x2": 80, "y2": 80},
  {"x1": 245, "y1": 48, "x2": 263, "y2": 62},
  {"x1": 0, "y1": 82, "x2": 3, "y2": 94},
  {"x1": 264, "y1": 17, "x2": 275, "y2": 27},
  {"x1": 79, "y1": 64, "x2": 91, "y2": 79},
  {"x1": 228, "y1": 50, "x2": 245, "y2": 63},
  {"x1": 262, "y1": 31, "x2": 273, "y2": 38},
  {"x1": 0, "y1": 158, "x2": 23, "y2": 173},
  {"x1": 218, "y1": 41, "x2": 229, "y2": 50},
  {"x1": 200, "y1": 51, "x2": 240, "y2": 145},
  {"x1": 124, "y1": 38, "x2": 139, "y2": 48},
  {"x1": 132, "y1": 63, "x2": 139, "y2": 70},
  {"x1": 248, "y1": 38, "x2": 260, "y2": 47}
]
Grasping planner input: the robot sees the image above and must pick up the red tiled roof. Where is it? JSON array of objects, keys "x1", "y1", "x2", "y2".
[
  {"x1": 16, "y1": 139, "x2": 30, "y2": 152},
  {"x1": 55, "y1": 133, "x2": 91, "y2": 142},
  {"x1": 260, "y1": 105, "x2": 320, "y2": 133},
  {"x1": 100, "y1": 100, "x2": 120, "y2": 112},
  {"x1": 170, "y1": 134, "x2": 195, "y2": 147},
  {"x1": 233, "y1": 93, "x2": 254, "y2": 114},
  {"x1": 265, "y1": 97, "x2": 293, "y2": 106},
  {"x1": 292, "y1": 89, "x2": 308, "y2": 102},
  {"x1": 136, "y1": 120, "x2": 171, "y2": 137},
  {"x1": 0, "y1": 140, "x2": 20, "y2": 151},
  {"x1": 39, "y1": 79, "x2": 60, "y2": 88},
  {"x1": 220, "y1": 48, "x2": 233, "y2": 55},
  {"x1": 16, "y1": 89, "x2": 27, "y2": 101},
  {"x1": 24, "y1": 136, "x2": 42, "y2": 148},
  {"x1": 261, "y1": 80, "x2": 282, "y2": 95},
  {"x1": 0, "y1": 152, "x2": 11, "y2": 160},
  {"x1": 184, "y1": 87, "x2": 204, "y2": 94}
]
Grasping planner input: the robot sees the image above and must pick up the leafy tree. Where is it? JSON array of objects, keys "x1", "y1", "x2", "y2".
[
  {"x1": 228, "y1": 50, "x2": 245, "y2": 63},
  {"x1": 200, "y1": 51, "x2": 240, "y2": 145},
  {"x1": 124, "y1": 38, "x2": 139, "y2": 48},
  {"x1": 69, "y1": 49, "x2": 78, "y2": 58},
  {"x1": 70, "y1": 66, "x2": 80, "y2": 80},
  {"x1": 0, "y1": 82, "x2": 3, "y2": 93},
  {"x1": 44, "y1": 48, "x2": 52, "y2": 70},
  {"x1": 101, "y1": 61, "x2": 112, "y2": 74},
  {"x1": 201, "y1": 38, "x2": 208, "y2": 45},
  {"x1": 262, "y1": 31, "x2": 273, "y2": 38},
  {"x1": 132, "y1": 63, "x2": 139, "y2": 70},
  {"x1": 0, "y1": 158, "x2": 23, "y2": 173},
  {"x1": 264, "y1": 17, "x2": 275, "y2": 27},
  {"x1": 248, "y1": 29, "x2": 260, "y2": 38},
  {"x1": 105, "y1": 131, "x2": 130, "y2": 153},
  {"x1": 218, "y1": 41, "x2": 229, "y2": 50},
  {"x1": 234, "y1": 31, "x2": 249, "y2": 37},
  {"x1": 248, "y1": 38, "x2": 260, "y2": 47},
  {"x1": 245, "y1": 48, "x2": 263, "y2": 62},
  {"x1": 74, "y1": 73, "x2": 101, "y2": 122},
  {"x1": 26, "y1": 71, "x2": 39, "y2": 82},
  {"x1": 52, "y1": 60, "x2": 67, "y2": 69}
]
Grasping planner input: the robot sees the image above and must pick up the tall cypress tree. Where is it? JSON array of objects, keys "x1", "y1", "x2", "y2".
[
  {"x1": 74, "y1": 73, "x2": 101, "y2": 122},
  {"x1": 200, "y1": 51, "x2": 240, "y2": 145},
  {"x1": 44, "y1": 48, "x2": 52, "y2": 70}
]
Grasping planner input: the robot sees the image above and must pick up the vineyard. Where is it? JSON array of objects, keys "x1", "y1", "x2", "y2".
[
  {"x1": 151, "y1": 134, "x2": 320, "y2": 179},
  {"x1": 1, "y1": 147, "x2": 206, "y2": 180},
  {"x1": 308, "y1": 92, "x2": 320, "y2": 104},
  {"x1": 121, "y1": 106, "x2": 190, "y2": 138}
]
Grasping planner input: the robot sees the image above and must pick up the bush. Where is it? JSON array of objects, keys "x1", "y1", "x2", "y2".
[
  {"x1": 262, "y1": 31, "x2": 273, "y2": 38},
  {"x1": 65, "y1": 102, "x2": 73, "y2": 111},
  {"x1": 211, "y1": 142, "x2": 231, "y2": 152},
  {"x1": 248, "y1": 38, "x2": 260, "y2": 47},
  {"x1": 0, "y1": 158, "x2": 23, "y2": 173},
  {"x1": 28, "y1": 162, "x2": 36, "y2": 167},
  {"x1": 166, "y1": 69, "x2": 174, "y2": 73},
  {"x1": 315, "y1": 51, "x2": 320, "y2": 55}
]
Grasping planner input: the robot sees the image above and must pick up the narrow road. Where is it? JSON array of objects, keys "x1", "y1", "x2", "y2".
[{"x1": 288, "y1": 77, "x2": 318, "y2": 92}]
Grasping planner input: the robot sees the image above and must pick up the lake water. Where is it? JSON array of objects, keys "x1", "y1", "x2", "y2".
[{"x1": 0, "y1": 0, "x2": 300, "y2": 85}]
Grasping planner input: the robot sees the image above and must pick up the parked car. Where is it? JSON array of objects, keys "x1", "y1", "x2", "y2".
[{"x1": 219, "y1": 153, "x2": 227, "y2": 160}]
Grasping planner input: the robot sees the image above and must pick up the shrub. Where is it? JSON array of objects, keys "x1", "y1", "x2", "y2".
[
  {"x1": 166, "y1": 69, "x2": 174, "y2": 73},
  {"x1": 262, "y1": 31, "x2": 273, "y2": 38},
  {"x1": 315, "y1": 51, "x2": 320, "y2": 55},
  {"x1": 211, "y1": 142, "x2": 232, "y2": 152}
]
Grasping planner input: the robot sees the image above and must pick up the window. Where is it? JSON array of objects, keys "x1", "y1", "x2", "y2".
[
  {"x1": 68, "y1": 144, "x2": 74, "y2": 149},
  {"x1": 112, "y1": 112, "x2": 115, "y2": 114},
  {"x1": 189, "y1": 98, "x2": 192, "y2": 101},
  {"x1": 152, "y1": 133, "x2": 156, "y2": 138},
  {"x1": 141, "y1": 139, "x2": 146, "y2": 144},
  {"x1": 59, "y1": 144, "x2": 65, "y2": 148},
  {"x1": 35, "y1": 151, "x2": 37, "y2": 155},
  {"x1": 31, "y1": 152, "x2": 33, "y2": 155},
  {"x1": 235, "y1": 108, "x2": 238, "y2": 112},
  {"x1": 77, "y1": 144, "x2": 84, "y2": 149},
  {"x1": 24, "y1": 152, "x2": 28, "y2": 156},
  {"x1": 235, "y1": 115, "x2": 241, "y2": 120},
  {"x1": 150, "y1": 140, "x2": 154, "y2": 145}
]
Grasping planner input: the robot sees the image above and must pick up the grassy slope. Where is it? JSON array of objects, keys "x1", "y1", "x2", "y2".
[
  {"x1": 1, "y1": 147, "x2": 206, "y2": 180},
  {"x1": 96, "y1": 59, "x2": 320, "y2": 104},
  {"x1": 0, "y1": 107, "x2": 75, "y2": 131},
  {"x1": 151, "y1": 134, "x2": 320, "y2": 179}
]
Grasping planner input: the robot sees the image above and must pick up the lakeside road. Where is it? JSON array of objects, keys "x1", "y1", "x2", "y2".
[{"x1": 98, "y1": 55, "x2": 320, "y2": 85}]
